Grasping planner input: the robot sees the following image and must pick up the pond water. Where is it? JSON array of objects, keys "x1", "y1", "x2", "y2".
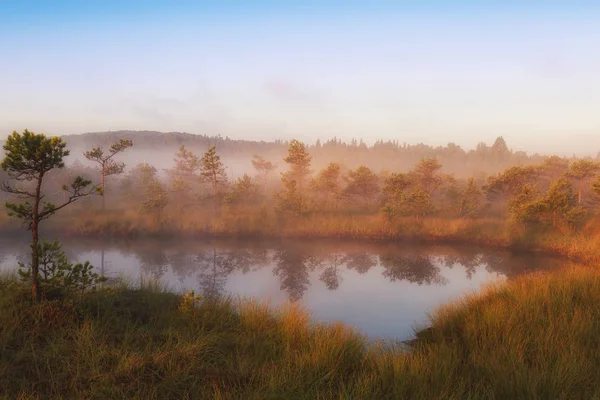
[{"x1": 0, "y1": 236, "x2": 566, "y2": 340}]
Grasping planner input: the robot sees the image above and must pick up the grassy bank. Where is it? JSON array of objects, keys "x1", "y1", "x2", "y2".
[
  {"x1": 2, "y1": 267, "x2": 600, "y2": 399},
  {"x1": 30, "y1": 210, "x2": 600, "y2": 265}
]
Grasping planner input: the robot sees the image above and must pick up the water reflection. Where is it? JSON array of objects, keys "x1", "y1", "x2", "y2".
[
  {"x1": 1, "y1": 238, "x2": 568, "y2": 302},
  {"x1": 0, "y1": 237, "x2": 571, "y2": 339},
  {"x1": 380, "y1": 253, "x2": 448, "y2": 286},
  {"x1": 272, "y1": 247, "x2": 315, "y2": 302}
]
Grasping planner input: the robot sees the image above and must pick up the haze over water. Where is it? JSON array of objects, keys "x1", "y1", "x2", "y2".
[{"x1": 0, "y1": 236, "x2": 566, "y2": 340}]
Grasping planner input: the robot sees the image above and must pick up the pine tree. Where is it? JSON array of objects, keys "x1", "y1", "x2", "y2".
[
  {"x1": 412, "y1": 158, "x2": 443, "y2": 195},
  {"x1": 282, "y1": 139, "x2": 312, "y2": 189},
  {"x1": 311, "y1": 162, "x2": 342, "y2": 209},
  {"x1": 381, "y1": 172, "x2": 413, "y2": 221},
  {"x1": 225, "y1": 174, "x2": 261, "y2": 207},
  {"x1": 275, "y1": 177, "x2": 309, "y2": 217},
  {"x1": 460, "y1": 178, "x2": 483, "y2": 218},
  {"x1": 566, "y1": 159, "x2": 600, "y2": 204},
  {"x1": 199, "y1": 145, "x2": 228, "y2": 213},
  {"x1": 251, "y1": 155, "x2": 277, "y2": 191},
  {"x1": 84, "y1": 139, "x2": 133, "y2": 209},
  {"x1": 343, "y1": 165, "x2": 380, "y2": 207},
  {"x1": 1, "y1": 130, "x2": 96, "y2": 301},
  {"x1": 168, "y1": 145, "x2": 200, "y2": 210}
]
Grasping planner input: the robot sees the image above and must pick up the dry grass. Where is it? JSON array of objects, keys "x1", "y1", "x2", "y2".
[{"x1": 2, "y1": 266, "x2": 600, "y2": 398}]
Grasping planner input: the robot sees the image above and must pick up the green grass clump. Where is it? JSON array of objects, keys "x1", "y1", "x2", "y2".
[{"x1": 2, "y1": 267, "x2": 600, "y2": 399}]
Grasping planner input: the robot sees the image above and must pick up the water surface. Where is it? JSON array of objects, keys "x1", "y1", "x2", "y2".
[{"x1": 0, "y1": 236, "x2": 566, "y2": 340}]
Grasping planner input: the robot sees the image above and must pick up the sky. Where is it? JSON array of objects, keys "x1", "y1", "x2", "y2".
[{"x1": 1, "y1": 1, "x2": 600, "y2": 155}]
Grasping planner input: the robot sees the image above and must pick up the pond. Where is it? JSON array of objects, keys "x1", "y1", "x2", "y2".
[{"x1": 0, "y1": 236, "x2": 566, "y2": 340}]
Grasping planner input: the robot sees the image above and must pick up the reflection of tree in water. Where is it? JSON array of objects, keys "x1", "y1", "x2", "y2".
[
  {"x1": 167, "y1": 251, "x2": 198, "y2": 283},
  {"x1": 438, "y1": 253, "x2": 483, "y2": 280},
  {"x1": 379, "y1": 253, "x2": 448, "y2": 286},
  {"x1": 344, "y1": 252, "x2": 377, "y2": 274},
  {"x1": 137, "y1": 249, "x2": 169, "y2": 280},
  {"x1": 226, "y1": 248, "x2": 269, "y2": 274},
  {"x1": 273, "y1": 247, "x2": 315, "y2": 302},
  {"x1": 318, "y1": 253, "x2": 345, "y2": 291},
  {"x1": 480, "y1": 252, "x2": 562, "y2": 278},
  {"x1": 195, "y1": 249, "x2": 236, "y2": 299}
]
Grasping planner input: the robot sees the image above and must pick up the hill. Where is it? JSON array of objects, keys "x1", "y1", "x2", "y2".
[{"x1": 58, "y1": 130, "x2": 547, "y2": 178}]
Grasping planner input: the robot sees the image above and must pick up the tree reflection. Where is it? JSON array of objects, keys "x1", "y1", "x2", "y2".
[
  {"x1": 224, "y1": 247, "x2": 269, "y2": 273},
  {"x1": 344, "y1": 252, "x2": 377, "y2": 274},
  {"x1": 437, "y1": 253, "x2": 483, "y2": 280},
  {"x1": 318, "y1": 253, "x2": 345, "y2": 291},
  {"x1": 379, "y1": 253, "x2": 448, "y2": 285},
  {"x1": 273, "y1": 247, "x2": 315, "y2": 302},
  {"x1": 137, "y1": 249, "x2": 169, "y2": 280},
  {"x1": 167, "y1": 251, "x2": 198, "y2": 283},
  {"x1": 195, "y1": 248, "x2": 236, "y2": 299}
]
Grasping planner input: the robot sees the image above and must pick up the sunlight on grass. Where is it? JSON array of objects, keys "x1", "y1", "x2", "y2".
[{"x1": 1, "y1": 266, "x2": 600, "y2": 398}]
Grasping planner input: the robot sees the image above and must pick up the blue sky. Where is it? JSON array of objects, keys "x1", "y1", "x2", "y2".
[{"x1": 1, "y1": 1, "x2": 600, "y2": 154}]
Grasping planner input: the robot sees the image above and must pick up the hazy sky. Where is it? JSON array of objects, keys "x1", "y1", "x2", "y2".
[{"x1": 1, "y1": 1, "x2": 600, "y2": 155}]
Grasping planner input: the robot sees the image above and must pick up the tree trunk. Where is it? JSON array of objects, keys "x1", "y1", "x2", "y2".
[
  {"x1": 212, "y1": 173, "x2": 217, "y2": 214},
  {"x1": 31, "y1": 176, "x2": 43, "y2": 302},
  {"x1": 101, "y1": 248, "x2": 105, "y2": 276},
  {"x1": 101, "y1": 163, "x2": 106, "y2": 210},
  {"x1": 263, "y1": 172, "x2": 268, "y2": 194}
]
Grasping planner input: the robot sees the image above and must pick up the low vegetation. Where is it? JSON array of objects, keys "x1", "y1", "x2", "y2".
[
  {"x1": 3, "y1": 130, "x2": 600, "y2": 397},
  {"x1": 1, "y1": 266, "x2": 600, "y2": 399}
]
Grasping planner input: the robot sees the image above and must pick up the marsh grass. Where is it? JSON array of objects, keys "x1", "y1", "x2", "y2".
[
  {"x1": 45, "y1": 210, "x2": 600, "y2": 266},
  {"x1": 2, "y1": 266, "x2": 600, "y2": 398}
]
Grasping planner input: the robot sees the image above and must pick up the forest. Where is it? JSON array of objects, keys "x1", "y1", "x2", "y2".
[{"x1": 1, "y1": 130, "x2": 599, "y2": 265}]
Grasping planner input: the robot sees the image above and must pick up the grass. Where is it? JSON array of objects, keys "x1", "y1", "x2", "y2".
[
  {"x1": 2, "y1": 266, "x2": 600, "y2": 399},
  {"x1": 38, "y1": 208, "x2": 600, "y2": 265}
]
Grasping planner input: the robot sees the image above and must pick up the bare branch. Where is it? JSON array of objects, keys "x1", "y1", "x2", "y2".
[
  {"x1": 38, "y1": 176, "x2": 98, "y2": 220},
  {"x1": 1, "y1": 181, "x2": 35, "y2": 198}
]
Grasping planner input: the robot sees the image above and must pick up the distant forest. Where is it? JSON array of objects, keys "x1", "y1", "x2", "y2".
[{"x1": 50, "y1": 130, "x2": 598, "y2": 178}]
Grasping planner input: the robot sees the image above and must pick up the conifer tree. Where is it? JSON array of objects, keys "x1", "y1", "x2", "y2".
[
  {"x1": 460, "y1": 178, "x2": 483, "y2": 218},
  {"x1": 566, "y1": 159, "x2": 600, "y2": 204},
  {"x1": 282, "y1": 139, "x2": 312, "y2": 189},
  {"x1": 1, "y1": 130, "x2": 96, "y2": 301},
  {"x1": 343, "y1": 165, "x2": 380, "y2": 207},
  {"x1": 199, "y1": 145, "x2": 228, "y2": 213},
  {"x1": 84, "y1": 139, "x2": 133, "y2": 209},
  {"x1": 251, "y1": 155, "x2": 277, "y2": 191},
  {"x1": 311, "y1": 162, "x2": 342, "y2": 209}
]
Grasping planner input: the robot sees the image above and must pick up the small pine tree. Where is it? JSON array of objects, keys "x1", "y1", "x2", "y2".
[
  {"x1": 311, "y1": 162, "x2": 342, "y2": 209},
  {"x1": 460, "y1": 178, "x2": 482, "y2": 218},
  {"x1": 225, "y1": 174, "x2": 261, "y2": 207},
  {"x1": 566, "y1": 159, "x2": 600, "y2": 204},
  {"x1": 199, "y1": 145, "x2": 228, "y2": 213},
  {"x1": 343, "y1": 165, "x2": 380, "y2": 208},
  {"x1": 251, "y1": 155, "x2": 277, "y2": 191},
  {"x1": 1, "y1": 130, "x2": 97, "y2": 301},
  {"x1": 275, "y1": 177, "x2": 309, "y2": 217},
  {"x1": 282, "y1": 139, "x2": 312, "y2": 189},
  {"x1": 84, "y1": 139, "x2": 133, "y2": 209},
  {"x1": 168, "y1": 146, "x2": 200, "y2": 211},
  {"x1": 412, "y1": 158, "x2": 443, "y2": 195}
]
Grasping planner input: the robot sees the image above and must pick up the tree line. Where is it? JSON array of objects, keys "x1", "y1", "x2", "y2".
[{"x1": 2, "y1": 129, "x2": 599, "y2": 300}]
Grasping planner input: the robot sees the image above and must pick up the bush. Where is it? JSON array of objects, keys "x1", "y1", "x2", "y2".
[{"x1": 18, "y1": 239, "x2": 106, "y2": 298}]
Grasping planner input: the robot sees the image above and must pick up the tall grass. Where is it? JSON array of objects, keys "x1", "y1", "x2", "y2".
[
  {"x1": 2, "y1": 266, "x2": 600, "y2": 398},
  {"x1": 42, "y1": 209, "x2": 600, "y2": 265}
]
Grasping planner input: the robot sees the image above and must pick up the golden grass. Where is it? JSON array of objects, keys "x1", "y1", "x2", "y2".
[{"x1": 2, "y1": 265, "x2": 600, "y2": 398}]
